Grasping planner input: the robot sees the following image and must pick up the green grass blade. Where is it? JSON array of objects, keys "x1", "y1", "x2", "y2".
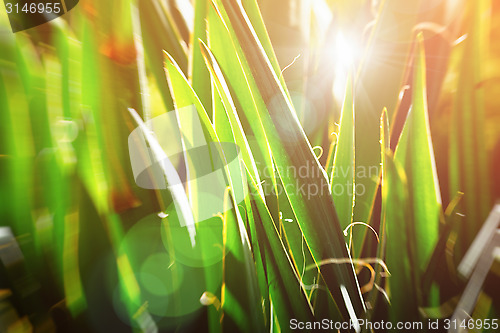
[
  {"x1": 190, "y1": 0, "x2": 212, "y2": 111},
  {"x1": 331, "y1": 76, "x2": 356, "y2": 254},
  {"x1": 240, "y1": 0, "x2": 288, "y2": 91},
  {"x1": 165, "y1": 52, "x2": 267, "y2": 331},
  {"x1": 247, "y1": 167, "x2": 315, "y2": 325},
  {"x1": 352, "y1": 0, "x2": 423, "y2": 226},
  {"x1": 139, "y1": 0, "x2": 188, "y2": 112},
  {"x1": 200, "y1": 40, "x2": 262, "y2": 190},
  {"x1": 213, "y1": 0, "x2": 366, "y2": 322},
  {"x1": 394, "y1": 33, "x2": 442, "y2": 273},
  {"x1": 383, "y1": 151, "x2": 419, "y2": 322},
  {"x1": 207, "y1": 3, "x2": 278, "y2": 199},
  {"x1": 449, "y1": 0, "x2": 492, "y2": 251}
]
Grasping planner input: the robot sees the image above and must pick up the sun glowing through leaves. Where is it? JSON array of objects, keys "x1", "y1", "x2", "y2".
[{"x1": 333, "y1": 32, "x2": 362, "y2": 101}]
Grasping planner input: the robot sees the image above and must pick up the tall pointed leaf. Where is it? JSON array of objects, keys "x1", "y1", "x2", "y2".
[
  {"x1": 394, "y1": 33, "x2": 442, "y2": 272},
  {"x1": 212, "y1": 0, "x2": 365, "y2": 323}
]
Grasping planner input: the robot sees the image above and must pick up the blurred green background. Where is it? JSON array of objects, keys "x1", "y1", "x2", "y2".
[{"x1": 0, "y1": 0, "x2": 499, "y2": 332}]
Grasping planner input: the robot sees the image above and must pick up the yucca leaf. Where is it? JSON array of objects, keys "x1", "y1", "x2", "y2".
[
  {"x1": 379, "y1": 107, "x2": 390, "y2": 258},
  {"x1": 201, "y1": 40, "x2": 281, "y2": 328},
  {"x1": 394, "y1": 33, "x2": 442, "y2": 273},
  {"x1": 164, "y1": 52, "x2": 266, "y2": 331},
  {"x1": 139, "y1": 0, "x2": 187, "y2": 111},
  {"x1": 219, "y1": 186, "x2": 265, "y2": 332},
  {"x1": 212, "y1": 0, "x2": 365, "y2": 323},
  {"x1": 199, "y1": 40, "x2": 262, "y2": 188},
  {"x1": 352, "y1": 0, "x2": 424, "y2": 226},
  {"x1": 246, "y1": 167, "x2": 315, "y2": 326},
  {"x1": 331, "y1": 76, "x2": 356, "y2": 254},
  {"x1": 383, "y1": 151, "x2": 419, "y2": 322},
  {"x1": 449, "y1": 0, "x2": 491, "y2": 251},
  {"x1": 365, "y1": 108, "x2": 389, "y2": 316},
  {"x1": 164, "y1": 52, "x2": 215, "y2": 139},
  {"x1": 381, "y1": 108, "x2": 419, "y2": 323},
  {"x1": 206, "y1": 3, "x2": 278, "y2": 201},
  {"x1": 190, "y1": 0, "x2": 212, "y2": 111},
  {"x1": 421, "y1": 193, "x2": 463, "y2": 296},
  {"x1": 205, "y1": 41, "x2": 317, "y2": 323},
  {"x1": 240, "y1": 0, "x2": 287, "y2": 90}
]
